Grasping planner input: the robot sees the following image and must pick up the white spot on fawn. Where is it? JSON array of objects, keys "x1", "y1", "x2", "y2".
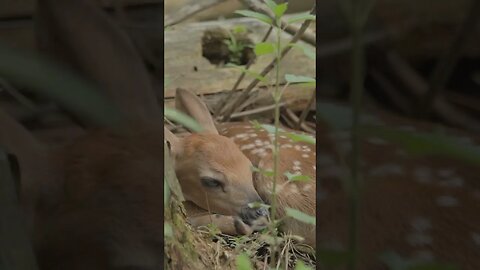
[
  {"x1": 437, "y1": 169, "x2": 455, "y2": 178},
  {"x1": 412, "y1": 250, "x2": 435, "y2": 262},
  {"x1": 438, "y1": 177, "x2": 464, "y2": 188},
  {"x1": 302, "y1": 154, "x2": 309, "y2": 158},
  {"x1": 436, "y1": 195, "x2": 458, "y2": 207},
  {"x1": 293, "y1": 161, "x2": 301, "y2": 166},
  {"x1": 249, "y1": 133, "x2": 258, "y2": 138},
  {"x1": 294, "y1": 145, "x2": 301, "y2": 151},
  {"x1": 235, "y1": 133, "x2": 248, "y2": 139},
  {"x1": 240, "y1": 144, "x2": 255, "y2": 150},
  {"x1": 406, "y1": 233, "x2": 433, "y2": 246},
  {"x1": 366, "y1": 137, "x2": 389, "y2": 145},
  {"x1": 369, "y1": 163, "x2": 404, "y2": 177},
  {"x1": 414, "y1": 167, "x2": 433, "y2": 184},
  {"x1": 411, "y1": 217, "x2": 431, "y2": 232}
]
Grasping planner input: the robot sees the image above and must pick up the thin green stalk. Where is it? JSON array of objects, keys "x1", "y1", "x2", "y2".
[
  {"x1": 269, "y1": 20, "x2": 282, "y2": 269},
  {"x1": 347, "y1": 3, "x2": 368, "y2": 270}
]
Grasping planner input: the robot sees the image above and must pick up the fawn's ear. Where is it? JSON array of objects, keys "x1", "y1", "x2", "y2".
[
  {"x1": 175, "y1": 88, "x2": 218, "y2": 134},
  {"x1": 164, "y1": 126, "x2": 184, "y2": 157}
]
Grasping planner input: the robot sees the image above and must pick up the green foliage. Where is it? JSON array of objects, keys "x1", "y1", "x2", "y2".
[
  {"x1": 285, "y1": 207, "x2": 316, "y2": 225},
  {"x1": 224, "y1": 27, "x2": 248, "y2": 65},
  {"x1": 318, "y1": 248, "x2": 350, "y2": 269},
  {"x1": 164, "y1": 222, "x2": 173, "y2": 239},
  {"x1": 284, "y1": 172, "x2": 311, "y2": 182},
  {"x1": 285, "y1": 74, "x2": 316, "y2": 87},
  {"x1": 254, "y1": 42, "x2": 276, "y2": 56},
  {"x1": 287, "y1": 12, "x2": 316, "y2": 24},
  {"x1": 234, "y1": 10, "x2": 273, "y2": 25},
  {"x1": 236, "y1": 253, "x2": 253, "y2": 270},
  {"x1": 285, "y1": 132, "x2": 316, "y2": 145},
  {"x1": 295, "y1": 260, "x2": 313, "y2": 270},
  {"x1": 164, "y1": 108, "x2": 203, "y2": 132}
]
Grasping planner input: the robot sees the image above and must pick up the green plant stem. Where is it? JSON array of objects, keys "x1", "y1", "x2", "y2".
[
  {"x1": 347, "y1": 6, "x2": 367, "y2": 270},
  {"x1": 269, "y1": 20, "x2": 282, "y2": 270}
]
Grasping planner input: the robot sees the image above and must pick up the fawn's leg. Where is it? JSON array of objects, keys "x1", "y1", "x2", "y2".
[{"x1": 184, "y1": 201, "x2": 267, "y2": 235}]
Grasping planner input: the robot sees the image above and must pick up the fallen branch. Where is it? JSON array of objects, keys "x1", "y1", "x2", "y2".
[{"x1": 165, "y1": 0, "x2": 229, "y2": 27}]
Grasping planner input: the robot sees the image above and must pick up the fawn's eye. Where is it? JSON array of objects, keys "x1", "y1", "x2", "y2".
[{"x1": 201, "y1": 177, "x2": 223, "y2": 188}]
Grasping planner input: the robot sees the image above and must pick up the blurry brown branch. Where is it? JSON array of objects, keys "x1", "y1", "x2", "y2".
[
  {"x1": 295, "y1": 90, "x2": 315, "y2": 129},
  {"x1": 420, "y1": 0, "x2": 480, "y2": 116},
  {"x1": 386, "y1": 51, "x2": 480, "y2": 132},
  {"x1": 165, "y1": 0, "x2": 229, "y2": 27}
]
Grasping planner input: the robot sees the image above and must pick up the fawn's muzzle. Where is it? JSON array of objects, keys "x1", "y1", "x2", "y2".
[{"x1": 240, "y1": 204, "x2": 269, "y2": 225}]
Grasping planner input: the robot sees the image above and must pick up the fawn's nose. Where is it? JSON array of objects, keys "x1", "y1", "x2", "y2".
[{"x1": 240, "y1": 204, "x2": 269, "y2": 225}]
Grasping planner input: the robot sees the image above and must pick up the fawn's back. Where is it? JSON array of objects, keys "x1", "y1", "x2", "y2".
[{"x1": 317, "y1": 112, "x2": 480, "y2": 269}]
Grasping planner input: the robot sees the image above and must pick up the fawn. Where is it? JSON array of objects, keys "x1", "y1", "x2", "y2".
[
  {"x1": 317, "y1": 111, "x2": 480, "y2": 270},
  {"x1": 165, "y1": 89, "x2": 316, "y2": 247}
]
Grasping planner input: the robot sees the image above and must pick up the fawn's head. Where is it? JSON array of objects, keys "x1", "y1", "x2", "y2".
[{"x1": 165, "y1": 89, "x2": 268, "y2": 224}]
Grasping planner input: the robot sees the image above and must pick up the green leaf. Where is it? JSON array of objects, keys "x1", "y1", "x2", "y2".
[
  {"x1": 264, "y1": 0, "x2": 278, "y2": 11},
  {"x1": 287, "y1": 12, "x2": 316, "y2": 24},
  {"x1": 254, "y1": 42, "x2": 276, "y2": 56},
  {"x1": 232, "y1": 25, "x2": 247, "y2": 34},
  {"x1": 318, "y1": 248, "x2": 350, "y2": 268},
  {"x1": 289, "y1": 43, "x2": 316, "y2": 60},
  {"x1": 295, "y1": 260, "x2": 312, "y2": 270},
  {"x1": 285, "y1": 132, "x2": 316, "y2": 144},
  {"x1": 164, "y1": 107, "x2": 203, "y2": 132},
  {"x1": 236, "y1": 253, "x2": 253, "y2": 270},
  {"x1": 251, "y1": 166, "x2": 274, "y2": 177},
  {"x1": 234, "y1": 10, "x2": 273, "y2": 25},
  {"x1": 261, "y1": 123, "x2": 279, "y2": 134},
  {"x1": 284, "y1": 172, "x2": 311, "y2": 182},
  {"x1": 273, "y1": 3, "x2": 288, "y2": 18},
  {"x1": 285, "y1": 74, "x2": 316, "y2": 84},
  {"x1": 285, "y1": 207, "x2": 316, "y2": 225},
  {"x1": 164, "y1": 222, "x2": 173, "y2": 238}
]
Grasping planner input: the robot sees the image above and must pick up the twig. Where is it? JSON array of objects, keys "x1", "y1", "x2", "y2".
[
  {"x1": 369, "y1": 68, "x2": 413, "y2": 115},
  {"x1": 284, "y1": 108, "x2": 315, "y2": 134},
  {"x1": 295, "y1": 90, "x2": 315, "y2": 129},
  {"x1": 165, "y1": 0, "x2": 229, "y2": 27},
  {"x1": 386, "y1": 51, "x2": 480, "y2": 132},
  {"x1": 238, "y1": 0, "x2": 316, "y2": 46},
  {"x1": 0, "y1": 149, "x2": 39, "y2": 270},
  {"x1": 222, "y1": 5, "x2": 316, "y2": 121},
  {"x1": 0, "y1": 78, "x2": 37, "y2": 111},
  {"x1": 230, "y1": 101, "x2": 288, "y2": 119},
  {"x1": 420, "y1": 0, "x2": 480, "y2": 116},
  {"x1": 317, "y1": 19, "x2": 415, "y2": 59},
  {"x1": 214, "y1": 26, "x2": 274, "y2": 117}
]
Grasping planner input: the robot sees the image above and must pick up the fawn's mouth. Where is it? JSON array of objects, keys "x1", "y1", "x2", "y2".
[{"x1": 239, "y1": 205, "x2": 270, "y2": 227}]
